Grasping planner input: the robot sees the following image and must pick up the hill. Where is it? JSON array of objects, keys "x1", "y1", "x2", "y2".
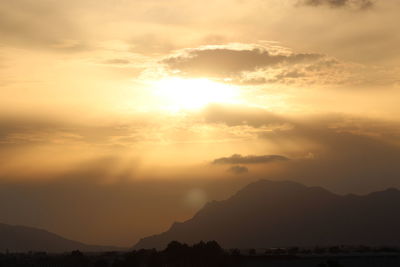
[
  {"x1": 134, "y1": 180, "x2": 400, "y2": 249},
  {"x1": 0, "y1": 223, "x2": 122, "y2": 253}
]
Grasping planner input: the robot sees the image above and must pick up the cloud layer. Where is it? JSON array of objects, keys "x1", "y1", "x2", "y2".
[
  {"x1": 164, "y1": 46, "x2": 322, "y2": 78},
  {"x1": 212, "y1": 154, "x2": 289, "y2": 165},
  {"x1": 301, "y1": 0, "x2": 374, "y2": 9}
]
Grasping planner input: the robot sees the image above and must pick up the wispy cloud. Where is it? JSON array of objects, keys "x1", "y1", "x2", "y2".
[{"x1": 212, "y1": 154, "x2": 289, "y2": 165}]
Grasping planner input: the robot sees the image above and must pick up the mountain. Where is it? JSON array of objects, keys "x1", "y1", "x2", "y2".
[
  {"x1": 134, "y1": 180, "x2": 400, "y2": 249},
  {"x1": 0, "y1": 223, "x2": 122, "y2": 253}
]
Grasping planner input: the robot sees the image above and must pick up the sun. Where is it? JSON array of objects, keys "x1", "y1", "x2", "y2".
[{"x1": 151, "y1": 77, "x2": 240, "y2": 111}]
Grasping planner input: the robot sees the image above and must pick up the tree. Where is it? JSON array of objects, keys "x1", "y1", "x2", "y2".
[{"x1": 248, "y1": 249, "x2": 256, "y2": 256}]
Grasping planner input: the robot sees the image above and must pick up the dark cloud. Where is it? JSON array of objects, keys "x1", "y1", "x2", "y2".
[
  {"x1": 212, "y1": 154, "x2": 289, "y2": 165},
  {"x1": 201, "y1": 104, "x2": 400, "y2": 193},
  {"x1": 161, "y1": 45, "x2": 348, "y2": 86},
  {"x1": 227, "y1": 165, "x2": 249, "y2": 175},
  {"x1": 300, "y1": 0, "x2": 374, "y2": 9},
  {"x1": 163, "y1": 46, "x2": 322, "y2": 78},
  {"x1": 239, "y1": 58, "x2": 341, "y2": 86},
  {"x1": 257, "y1": 116, "x2": 400, "y2": 194}
]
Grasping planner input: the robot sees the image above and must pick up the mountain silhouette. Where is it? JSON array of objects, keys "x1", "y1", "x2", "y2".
[
  {"x1": 0, "y1": 223, "x2": 122, "y2": 252},
  {"x1": 134, "y1": 180, "x2": 400, "y2": 249}
]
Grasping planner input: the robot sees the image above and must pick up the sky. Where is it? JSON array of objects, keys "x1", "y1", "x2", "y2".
[{"x1": 1, "y1": 0, "x2": 400, "y2": 247}]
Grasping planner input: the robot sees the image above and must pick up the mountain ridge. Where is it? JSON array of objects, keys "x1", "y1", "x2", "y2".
[
  {"x1": 0, "y1": 223, "x2": 123, "y2": 253},
  {"x1": 134, "y1": 179, "x2": 400, "y2": 249}
]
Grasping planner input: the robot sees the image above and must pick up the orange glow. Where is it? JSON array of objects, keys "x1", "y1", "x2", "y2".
[{"x1": 151, "y1": 77, "x2": 240, "y2": 111}]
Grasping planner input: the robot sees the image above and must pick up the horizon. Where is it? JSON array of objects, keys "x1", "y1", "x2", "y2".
[
  {"x1": 1, "y1": 0, "x2": 400, "y2": 250},
  {"x1": 2, "y1": 178, "x2": 400, "y2": 251}
]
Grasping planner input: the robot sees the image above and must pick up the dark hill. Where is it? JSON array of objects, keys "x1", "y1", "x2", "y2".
[
  {"x1": 0, "y1": 223, "x2": 122, "y2": 253},
  {"x1": 134, "y1": 180, "x2": 400, "y2": 249}
]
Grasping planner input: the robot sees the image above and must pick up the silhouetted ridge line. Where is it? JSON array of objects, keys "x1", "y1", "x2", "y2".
[
  {"x1": 134, "y1": 179, "x2": 400, "y2": 250},
  {"x1": 0, "y1": 223, "x2": 123, "y2": 252}
]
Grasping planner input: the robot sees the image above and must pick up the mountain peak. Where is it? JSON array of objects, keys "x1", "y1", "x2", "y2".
[
  {"x1": 134, "y1": 180, "x2": 400, "y2": 250},
  {"x1": 229, "y1": 179, "x2": 337, "y2": 203},
  {"x1": 236, "y1": 179, "x2": 307, "y2": 194}
]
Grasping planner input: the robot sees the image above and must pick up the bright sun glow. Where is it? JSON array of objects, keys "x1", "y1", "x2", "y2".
[{"x1": 152, "y1": 77, "x2": 240, "y2": 111}]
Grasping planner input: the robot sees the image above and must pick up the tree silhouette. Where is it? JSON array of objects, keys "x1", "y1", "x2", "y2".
[{"x1": 248, "y1": 248, "x2": 256, "y2": 256}]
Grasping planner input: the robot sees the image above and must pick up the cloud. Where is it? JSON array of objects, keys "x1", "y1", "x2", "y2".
[
  {"x1": 0, "y1": 0, "x2": 87, "y2": 51},
  {"x1": 161, "y1": 44, "x2": 380, "y2": 87},
  {"x1": 202, "y1": 104, "x2": 290, "y2": 128},
  {"x1": 198, "y1": 103, "x2": 400, "y2": 193},
  {"x1": 163, "y1": 45, "x2": 322, "y2": 78},
  {"x1": 255, "y1": 115, "x2": 400, "y2": 193},
  {"x1": 0, "y1": 115, "x2": 119, "y2": 147},
  {"x1": 102, "y1": 59, "x2": 131, "y2": 65},
  {"x1": 129, "y1": 34, "x2": 177, "y2": 55},
  {"x1": 227, "y1": 165, "x2": 249, "y2": 175},
  {"x1": 212, "y1": 154, "x2": 289, "y2": 165},
  {"x1": 300, "y1": 0, "x2": 374, "y2": 9}
]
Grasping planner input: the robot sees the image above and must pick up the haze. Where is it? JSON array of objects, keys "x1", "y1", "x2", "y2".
[{"x1": 1, "y1": 0, "x2": 400, "y2": 247}]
